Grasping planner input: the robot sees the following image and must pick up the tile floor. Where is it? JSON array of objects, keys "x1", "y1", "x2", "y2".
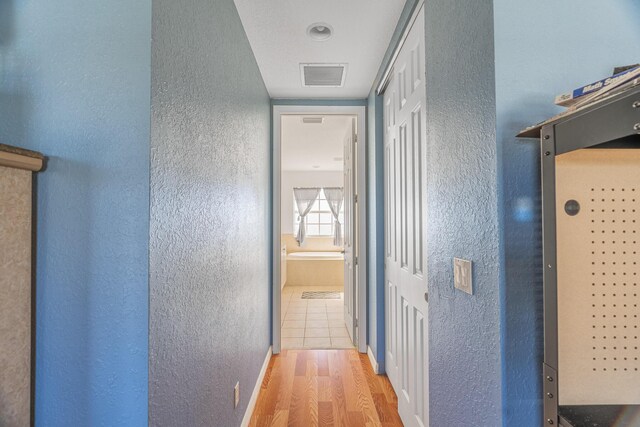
[{"x1": 281, "y1": 285, "x2": 355, "y2": 350}]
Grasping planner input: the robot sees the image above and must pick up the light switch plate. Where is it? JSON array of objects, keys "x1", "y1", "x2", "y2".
[{"x1": 454, "y1": 258, "x2": 473, "y2": 295}]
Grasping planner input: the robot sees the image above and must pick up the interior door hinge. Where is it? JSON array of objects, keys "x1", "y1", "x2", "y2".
[
  {"x1": 355, "y1": 319, "x2": 358, "y2": 328},
  {"x1": 354, "y1": 134, "x2": 358, "y2": 143},
  {"x1": 354, "y1": 194, "x2": 358, "y2": 203},
  {"x1": 355, "y1": 256, "x2": 358, "y2": 266}
]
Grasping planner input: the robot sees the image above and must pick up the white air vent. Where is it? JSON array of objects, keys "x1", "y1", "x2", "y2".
[{"x1": 300, "y1": 63, "x2": 347, "y2": 87}]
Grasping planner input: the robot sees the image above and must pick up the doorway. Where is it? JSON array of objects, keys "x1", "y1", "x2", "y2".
[{"x1": 272, "y1": 105, "x2": 367, "y2": 354}]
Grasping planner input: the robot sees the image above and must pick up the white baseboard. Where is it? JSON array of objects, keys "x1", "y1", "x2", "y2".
[
  {"x1": 367, "y1": 346, "x2": 381, "y2": 374},
  {"x1": 241, "y1": 346, "x2": 272, "y2": 427}
]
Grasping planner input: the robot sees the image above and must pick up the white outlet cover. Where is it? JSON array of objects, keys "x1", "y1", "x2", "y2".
[{"x1": 453, "y1": 258, "x2": 473, "y2": 295}]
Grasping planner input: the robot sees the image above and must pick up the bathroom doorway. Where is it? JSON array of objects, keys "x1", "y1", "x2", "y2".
[{"x1": 272, "y1": 105, "x2": 366, "y2": 354}]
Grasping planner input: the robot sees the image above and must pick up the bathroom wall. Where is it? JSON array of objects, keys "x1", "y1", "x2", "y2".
[
  {"x1": 282, "y1": 235, "x2": 340, "y2": 254},
  {"x1": 149, "y1": 0, "x2": 271, "y2": 425},
  {"x1": 281, "y1": 170, "x2": 343, "y2": 233},
  {"x1": 0, "y1": 1, "x2": 151, "y2": 425},
  {"x1": 281, "y1": 170, "x2": 343, "y2": 253}
]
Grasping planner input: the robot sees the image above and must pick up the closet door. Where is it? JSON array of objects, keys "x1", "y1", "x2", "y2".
[{"x1": 383, "y1": 5, "x2": 428, "y2": 427}]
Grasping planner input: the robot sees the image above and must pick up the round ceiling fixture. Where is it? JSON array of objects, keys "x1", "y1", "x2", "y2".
[{"x1": 307, "y1": 23, "x2": 333, "y2": 41}]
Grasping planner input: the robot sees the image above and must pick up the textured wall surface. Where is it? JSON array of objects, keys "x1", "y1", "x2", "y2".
[
  {"x1": 423, "y1": 1, "x2": 502, "y2": 425},
  {"x1": 149, "y1": 0, "x2": 271, "y2": 425},
  {"x1": 493, "y1": 1, "x2": 640, "y2": 424},
  {"x1": 0, "y1": 1, "x2": 151, "y2": 425},
  {"x1": 0, "y1": 166, "x2": 31, "y2": 427},
  {"x1": 366, "y1": 91, "x2": 385, "y2": 367}
]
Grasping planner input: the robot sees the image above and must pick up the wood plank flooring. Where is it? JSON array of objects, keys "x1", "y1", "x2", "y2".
[{"x1": 249, "y1": 349, "x2": 403, "y2": 427}]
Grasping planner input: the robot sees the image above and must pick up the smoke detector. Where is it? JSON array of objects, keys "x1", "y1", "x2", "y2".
[
  {"x1": 307, "y1": 23, "x2": 333, "y2": 41},
  {"x1": 300, "y1": 63, "x2": 347, "y2": 87}
]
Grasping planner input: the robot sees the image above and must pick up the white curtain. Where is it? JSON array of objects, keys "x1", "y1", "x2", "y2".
[
  {"x1": 293, "y1": 187, "x2": 321, "y2": 246},
  {"x1": 323, "y1": 187, "x2": 344, "y2": 247}
]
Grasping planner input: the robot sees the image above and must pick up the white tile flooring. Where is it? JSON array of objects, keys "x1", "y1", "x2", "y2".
[{"x1": 281, "y1": 285, "x2": 355, "y2": 350}]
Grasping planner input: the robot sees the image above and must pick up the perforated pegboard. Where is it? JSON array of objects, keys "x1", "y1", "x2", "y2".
[{"x1": 556, "y1": 149, "x2": 640, "y2": 405}]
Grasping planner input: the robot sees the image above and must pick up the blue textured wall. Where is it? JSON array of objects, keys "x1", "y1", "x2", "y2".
[
  {"x1": 494, "y1": 1, "x2": 640, "y2": 424},
  {"x1": 149, "y1": 0, "x2": 271, "y2": 425},
  {"x1": 0, "y1": 1, "x2": 150, "y2": 425},
  {"x1": 423, "y1": 1, "x2": 502, "y2": 425},
  {"x1": 366, "y1": 91, "x2": 385, "y2": 368}
]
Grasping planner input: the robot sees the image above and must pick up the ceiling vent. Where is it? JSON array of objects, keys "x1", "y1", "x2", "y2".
[
  {"x1": 300, "y1": 63, "x2": 347, "y2": 87},
  {"x1": 302, "y1": 117, "x2": 324, "y2": 124}
]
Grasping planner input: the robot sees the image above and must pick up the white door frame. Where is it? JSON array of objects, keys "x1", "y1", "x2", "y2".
[{"x1": 272, "y1": 105, "x2": 367, "y2": 354}]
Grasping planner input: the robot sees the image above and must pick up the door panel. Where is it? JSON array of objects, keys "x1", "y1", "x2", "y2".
[
  {"x1": 384, "y1": 6, "x2": 428, "y2": 427},
  {"x1": 412, "y1": 106, "x2": 424, "y2": 276}
]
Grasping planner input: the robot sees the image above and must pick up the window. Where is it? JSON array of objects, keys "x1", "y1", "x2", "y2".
[{"x1": 294, "y1": 189, "x2": 344, "y2": 237}]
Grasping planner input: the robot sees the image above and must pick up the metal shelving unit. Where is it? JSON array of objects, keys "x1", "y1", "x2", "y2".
[{"x1": 519, "y1": 86, "x2": 640, "y2": 427}]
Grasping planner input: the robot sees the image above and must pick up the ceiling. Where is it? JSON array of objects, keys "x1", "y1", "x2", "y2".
[
  {"x1": 281, "y1": 115, "x2": 352, "y2": 171},
  {"x1": 233, "y1": 0, "x2": 406, "y2": 99}
]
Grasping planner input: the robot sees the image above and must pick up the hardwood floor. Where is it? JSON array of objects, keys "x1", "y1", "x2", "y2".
[{"x1": 249, "y1": 349, "x2": 403, "y2": 427}]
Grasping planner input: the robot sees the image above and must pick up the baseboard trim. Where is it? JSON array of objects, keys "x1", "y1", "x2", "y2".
[
  {"x1": 241, "y1": 346, "x2": 272, "y2": 427},
  {"x1": 367, "y1": 346, "x2": 380, "y2": 374}
]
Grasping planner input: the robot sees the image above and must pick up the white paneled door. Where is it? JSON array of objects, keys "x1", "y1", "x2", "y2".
[
  {"x1": 344, "y1": 118, "x2": 357, "y2": 343},
  {"x1": 383, "y1": 6, "x2": 428, "y2": 427}
]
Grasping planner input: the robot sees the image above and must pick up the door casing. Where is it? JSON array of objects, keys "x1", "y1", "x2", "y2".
[{"x1": 271, "y1": 105, "x2": 367, "y2": 354}]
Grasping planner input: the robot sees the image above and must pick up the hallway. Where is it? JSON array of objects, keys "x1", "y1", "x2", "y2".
[
  {"x1": 2, "y1": 0, "x2": 639, "y2": 425},
  {"x1": 249, "y1": 350, "x2": 403, "y2": 426}
]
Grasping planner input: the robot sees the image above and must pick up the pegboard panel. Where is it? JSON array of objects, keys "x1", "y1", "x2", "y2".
[{"x1": 556, "y1": 149, "x2": 640, "y2": 405}]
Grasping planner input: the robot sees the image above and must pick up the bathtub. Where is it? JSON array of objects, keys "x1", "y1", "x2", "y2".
[
  {"x1": 286, "y1": 251, "x2": 344, "y2": 286},
  {"x1": 287, "y1": 251, "x2": 344, "y2": 261}
]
